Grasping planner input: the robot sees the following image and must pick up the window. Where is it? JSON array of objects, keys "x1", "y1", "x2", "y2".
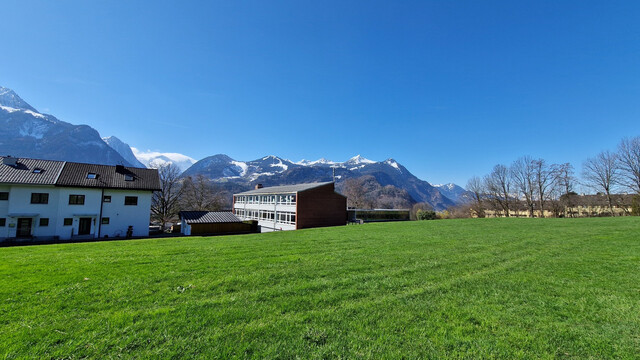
[
  {"x1": 63, "y1": 218, "x2": 73, "y2": 226},
  {"x1": 32, "y1": 168, "x2": 44, "y2": 174},
  {"x1": 39, "y1": 218, "x2": 49, "y2": 227},
  {"x1": 101, "y1": 217, "x2": 110, "y2": 225},
  {"x1": 69, "y1": 194, "x2": 85, "y2": 205},
  {"x1": 103, "y1": 195, "x2": 111, "y2": 203},
  {"x1": 0, "y1": 192, "x2": 8, "y2": 200},
  {"x1": 31, "y1": 193, "x2": 49, "y2": 204},
  {"x1": 0, "y1": 218, "x2": 5, "y2": 227},
  {"x1": 124, "y1": 196, "x2": 138, "y2": 205},
  {"x1": 124, "y1": 174, "x2": 134, "y2": 181},
  {"x1": 87, "y1": 173, "x2": 97, "y2": 179}
]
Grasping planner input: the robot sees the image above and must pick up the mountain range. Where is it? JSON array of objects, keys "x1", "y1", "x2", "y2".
[
  {"x1": 1, "y1": 85, "x2": 469, "y2": 210},
  {"x1": 180, "y1": 154, "x2": 460, "y2": 210}
]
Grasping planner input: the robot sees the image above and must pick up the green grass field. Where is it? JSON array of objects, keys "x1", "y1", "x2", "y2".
[{"x1": 1, "y1": 218, "x2": 639, "y2": 359}]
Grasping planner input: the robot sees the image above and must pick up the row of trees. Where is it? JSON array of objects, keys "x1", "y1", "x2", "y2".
[
  {"x1": 151, "y1": 164, "x2": 228, "y2": 229},
  {"x1": 466, "y1": 136, "x2": 640, "y2": 217}
]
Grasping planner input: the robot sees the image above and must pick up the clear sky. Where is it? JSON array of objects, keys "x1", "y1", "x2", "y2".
[{"x1": 1, "y1": 1, "x2": 639, "y2": 185}]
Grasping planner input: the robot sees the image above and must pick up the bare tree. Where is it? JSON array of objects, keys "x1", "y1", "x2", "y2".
[
  {"x1": 465, "y1": 176, "x2": 485, "y2": 218},
  {"x1": 554, "y1": 163, "x2": 575, "y2": 217},
  {"x1": 180, "y1": 175, "x2": 225, "y2": 211},
  {"x1": 617, "y1": 136, "x2": 640, "y2": 194},
  {"x1": 532, "y1": 158, "x2": 555, "y2": 218},
  {"x1": 342, "y1": 177, "x2": 373, "y2": 209},
  {"x1": 511, "y1": 156, "x2": 536, "y2": 217},
  {"x1": 484, "y1": 164, "x2": 511, "y2": 217},
  {"x1": 582, "y1": 151, "x2": 619, "y2": 216},
  {"x1": 151, "y1": 163, "x2": 184, "y2": 230}
]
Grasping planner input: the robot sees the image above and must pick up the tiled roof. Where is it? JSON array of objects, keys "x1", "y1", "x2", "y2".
[
  {"x1": 0, "y1": 157, "x2": 65, "y2": 185},
  {"x1": 180, "y1": 211, "x2": 242, "y2": 224},
  {"x1": 56, "y1": 163, "x2": 160, "y2": 191},
  {"x1": 235, "y1": 182, "x2": 333, "y2": 195},
  {"x1": 0, "y1": 156, "x2": 160, "y2": 191}
]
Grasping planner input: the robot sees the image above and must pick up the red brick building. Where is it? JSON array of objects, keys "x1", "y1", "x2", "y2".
[{"x1": 233, "y1": 182, "x2": 347, "y2": 232}]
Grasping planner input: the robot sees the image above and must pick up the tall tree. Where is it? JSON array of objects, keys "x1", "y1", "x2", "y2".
[
  {"x1": 180, "y1": 175, "x2": 225, "y2": 211},
  {"x1": 465, "y1": 176, "x2": 485, "y2": 218},
  {"x1": 582, "y1": 151, "x2": 619, "y2": 216},
  {"x1": 532, "y1": 159, "x2": 555, "y2": 218},
  {"x1": 617, "y1": 136, "x2": 640, "y2": 194},
  {"x1": 151, "y1": 163, "x2": 184, "y2": 230},
  {"x1": 342, "y1": 177, "x2": 373, "y2": 209},
  {"x1": 554, "y1": 163, "x2": 576, "y2": 217},
  {"x1": 510, "y1": 156, "x2": 536, "y2": 217},
  {"x1": 484, "y1": 164, "x2": 512, "y2": 217}
]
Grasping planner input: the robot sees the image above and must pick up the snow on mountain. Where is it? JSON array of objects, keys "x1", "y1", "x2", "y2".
[
  {"x1": 296, "y1": 158, "x2": 337, "y2": 166},
  {"x1": 102, "y1": 136, "x2": 147, "y2": 168},
  {"x1": 1, "y1": 86, "x2": 134, "y2": 166},
  {"x1": 131, "y1": 147, "x2": 197, "y2": 173},
  {"x1": 433, "y1": 183, "x2": 469, "y2": 204},
  {"x1": 0, "y1": 87, "x2": 37, "y2": 112},
  {"x1": 231, "y1": 161, "x2": 248, "y2": 177},
  {"x1": 344, "y1": 154, "x2": 375, "y2": 165}
]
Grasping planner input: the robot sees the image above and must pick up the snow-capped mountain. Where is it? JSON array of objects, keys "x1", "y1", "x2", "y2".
[
  {"x1": 433, "y1": 183, "x2": 471, "y2": 204},
  {"x1": 131, "y1": 147, "x2": 197, "y2": 172},
  {"x1": 182, "y1": 154, "x2": 459, "y2": 211},
  {"x1": 0, "y1": 86, "x2": 136, "y2": 166},
  {"x1": 102, "y1": 136, "x2": 146, "y2": 168}
]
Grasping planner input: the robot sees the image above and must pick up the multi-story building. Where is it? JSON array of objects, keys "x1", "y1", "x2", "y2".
[
  {"x1": 233, "y1": 182, "x2": 347, "y2": 232},
  {"x1": 0, "y1": 156, "x2": 160, "y2": 242}
]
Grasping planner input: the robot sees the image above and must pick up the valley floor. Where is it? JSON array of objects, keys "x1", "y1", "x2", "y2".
[{"x1": 1, "y1": 218, "x2": 639, "y2": 358}]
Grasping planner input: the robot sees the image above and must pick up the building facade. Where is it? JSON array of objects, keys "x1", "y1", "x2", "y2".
[
  {"x1": 0, "y1": 156, "x2": 160, "y2": 242},
  {"x1": 233, "y1": 182, "x2": 347, "y2": 232}
]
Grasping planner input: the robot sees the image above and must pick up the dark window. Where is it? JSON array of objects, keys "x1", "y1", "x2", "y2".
[
  {"x1": 103, "y1": 195, "x2": 111, "y2": 203},
  {"x1": 69, "y1": 194, "x2": 85, "y2": 205},
  {"x1": 87, "y1": 173, "x2": 97, "y2": 179},
  {"x1": 0, "y1": 218, "x2": 5, "y2": 226},
  {"x1": 31, "y1": 193, "x2": 49, "y2": 204},
  {"x1": 39, "y1": 218, "x2": 49, "y2": 226},
  {"x1": 0, "y1": 192, "x2": 8, "y2": 200},
  {"x1": 124, "y1": 196, "x2": 138, "y2": 206},
  {"x1": 124, "y1": 174, "x2": 134, "y2": 181},
  {"x1": 101, "y1": 217, "x2": 110, "y2": 225},
  {"x1": 63, "y1": 218, "x2": 73, "y2": 226}
]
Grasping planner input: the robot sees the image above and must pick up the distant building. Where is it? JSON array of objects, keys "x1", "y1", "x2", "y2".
[
  {"x1": 233, "y1": 182, "x2": 347, "y2": 232},
  {"x1": 478, "y1": 193, "x2": 636, "y2": 218},
  {"x1": 348, "y1": 209, "x2": 411, "y2": 223},
  {"x1": 179, "y1": 211, "x2": 257, "y2": 236},
  {"x1": 0, "y1": 156, "x2": 160, "y2": 242}
]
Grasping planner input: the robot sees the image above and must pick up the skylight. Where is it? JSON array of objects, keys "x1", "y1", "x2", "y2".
[
  {"x1": 124, "y1": 174, "x2": 134, "y2": 181},
  {"x1": 87, "y1": 173, "x2": 97, "y2": 179},
  {"x1": 32, "y1": 168, "x2": 43, "y2": 174}
]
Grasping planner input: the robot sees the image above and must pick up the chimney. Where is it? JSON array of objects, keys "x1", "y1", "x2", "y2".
[
  {"x1": 115, "y1": 164, "x2": 125, "y2": 173},
  {"x1": 255, "y1": 184, "x2": 263, "y2": 190},
  {"x1": 2, "y1": 156, "x2": 17, "y2": 167}
]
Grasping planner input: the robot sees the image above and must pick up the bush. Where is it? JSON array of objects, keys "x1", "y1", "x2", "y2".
[
  {"x1": 632, "y1": 195, "x2": 640, "y2": 216},
  {"x1": 416, "y1": 209, "x2": 438, "y2": 220}
]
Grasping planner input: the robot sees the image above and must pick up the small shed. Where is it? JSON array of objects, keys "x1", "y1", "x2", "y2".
[{"x1": 179, "y1": 211, "x2": 255, "y2": 236}]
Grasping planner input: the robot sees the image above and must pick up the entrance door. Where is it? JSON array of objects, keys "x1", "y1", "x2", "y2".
[
  {"x1": 17, "y1": 218, "x2": 32, "y2": 238},
  {"x1": 78, "y1": 218, "x2": 92, "y2": 235}
]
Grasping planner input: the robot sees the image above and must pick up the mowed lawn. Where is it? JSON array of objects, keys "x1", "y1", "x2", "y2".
[{"x1": 1, "y1": 218, "x2": 639, "y2": 359}]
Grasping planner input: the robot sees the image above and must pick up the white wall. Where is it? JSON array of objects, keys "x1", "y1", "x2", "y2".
[{"x1": 0, "y1": 185, "x2": 153, "y2": 241}]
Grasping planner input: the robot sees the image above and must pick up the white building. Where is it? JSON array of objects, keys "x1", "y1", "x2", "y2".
[
  {"x1": 0, "y1": 156, "x2": 160, "y2": 242},
  {"x1": 233, "y1": 182, "x2": 347, "y2": 232}
]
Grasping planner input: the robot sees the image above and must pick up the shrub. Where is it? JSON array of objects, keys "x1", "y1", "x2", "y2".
[{"x1": 416, "y1": 209, "x2": 438, "y2": 220}]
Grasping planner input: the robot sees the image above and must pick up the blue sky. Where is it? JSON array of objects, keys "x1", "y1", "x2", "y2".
[{"x1": 1, "y1": 1, "x2": 639, "y2": 185}]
